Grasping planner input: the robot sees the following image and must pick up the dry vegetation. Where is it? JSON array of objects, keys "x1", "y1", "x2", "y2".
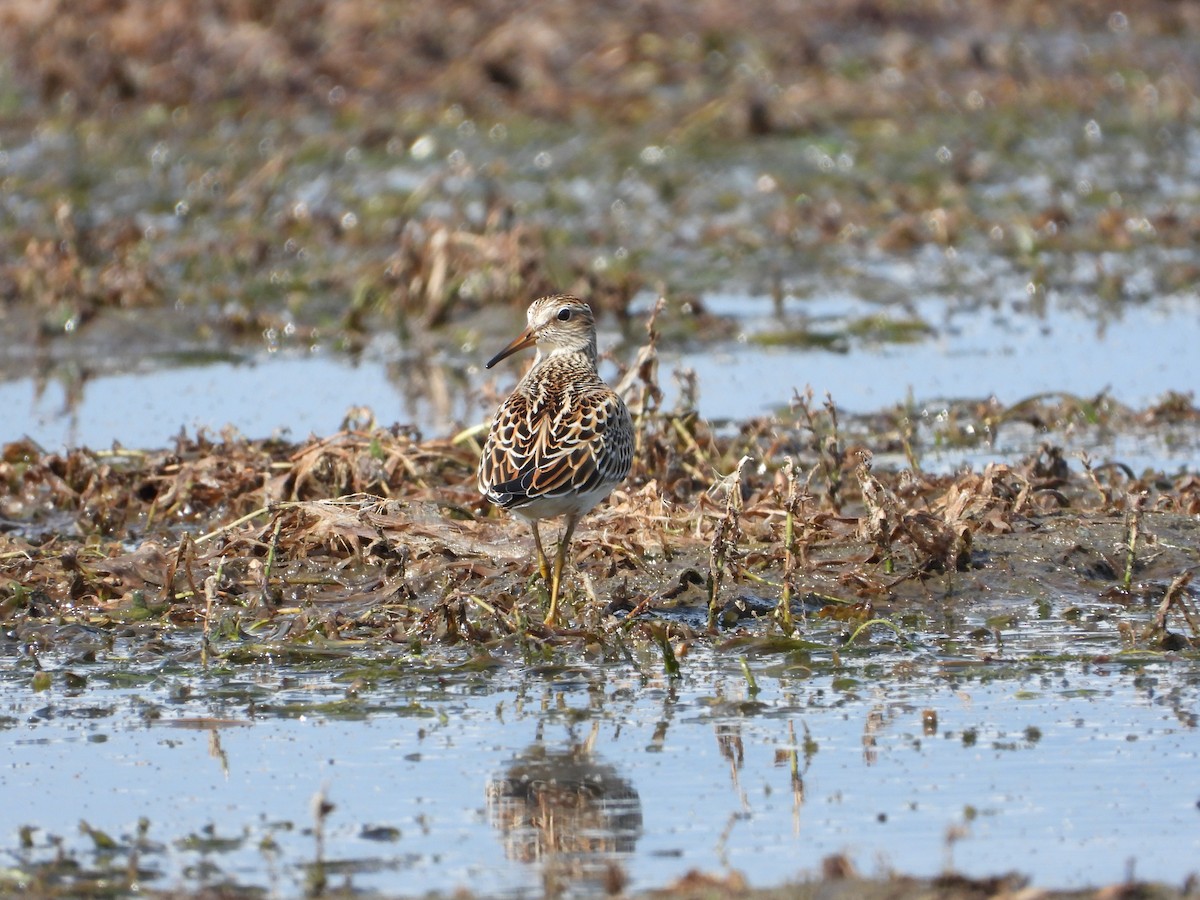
[
  {"x1": 2, "y1": 0, "x2": 1198, "y2": 344},
  {"x1": 0, "y1": 5, "x2": 1196, "y2": 647},
  {"x1": 2, "y1": 309, "x2": 1198, "y2": 660},
  {"x1": 2, "y1": 0, "x2": 1197, "y2": 124}
]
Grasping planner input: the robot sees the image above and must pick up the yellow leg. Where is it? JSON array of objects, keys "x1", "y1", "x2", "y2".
[
  {"x1": 545, "y1": 516, "x2": 579, "y2": 626},
  {"x1": 531, "y1": 521, "x2": 550, "y2": 582}
]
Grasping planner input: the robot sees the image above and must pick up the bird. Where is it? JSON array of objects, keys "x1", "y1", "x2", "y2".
[{"x1": 478, "y1": 294, "x2": 634, "y2": 625}]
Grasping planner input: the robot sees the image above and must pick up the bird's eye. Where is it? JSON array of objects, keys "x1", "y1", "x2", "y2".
[{"x1": 557, "y1": 308, "x2": 572, "y2": 321}]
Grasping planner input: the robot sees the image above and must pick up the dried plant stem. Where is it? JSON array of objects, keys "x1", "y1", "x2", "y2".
[
  {"x1": 741, "y1": 570, "x2": 782, "y2": 588},
  {"x1": 618, "y1": 592, "x2": 660, "y2": 630},
  {"x1": 201, "y1": 560, "x2": 223, "y2": 667},
  {"x1": 1122, "y1": 500, "x2": 1142, "y2": 591},
  {"x1": 619, "y1": 294, "x2": 666, "y2": 478},
  {"x1": 261, "y1": 513, "x2": 284, "y2": 605},
  {"x1": 181, "y1": 534, "x2": 201, "y2": 604},
  {"x1": 195, "y1": 504, "x2": 275, "y2": 544},
  {"x1": 777, "y1": 458, "x2": 799, "y2": 636},
  {"x1": 670, "y1": 416, "x2": 710, "y2": 469},
  {"x1": 1151, "y1": 570, "x2": 1198, "y2": 640},
  {"x1": 707, "y1": 456, "x2": 750, "y2": 632}
]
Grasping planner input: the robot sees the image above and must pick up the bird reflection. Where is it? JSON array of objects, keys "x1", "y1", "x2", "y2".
[{"x1": 486, "y1": 723, "x2": 642, "y2": 891}]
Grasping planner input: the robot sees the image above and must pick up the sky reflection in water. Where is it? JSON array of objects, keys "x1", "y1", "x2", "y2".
[{"x1": 3, "y1": 648, "x2": 1198, "y2": 895}]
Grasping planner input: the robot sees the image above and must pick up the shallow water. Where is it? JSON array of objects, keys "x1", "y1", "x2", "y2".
[
  {"x1": 3, "y1": 109, "x2": 1198, "y2": 460},
  {"x1": 4, "y1": 636, "x2": 1198, "y2": 896},
  {"x1": 3, "y1": 287, "x2": 1198, "y2": 469}
]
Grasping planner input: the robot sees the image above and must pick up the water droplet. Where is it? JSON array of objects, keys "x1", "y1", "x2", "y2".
[
  {"x1": 966, "y1": 90, "x2": 985, "y2": 111},
  {"x1": 149, "y1": 142, "x2": 169, "y2": 166},
  {"x1": 756, "y1": 174, "x2": 777, "y2": 192},
  {"x1": 1076, "y1": 179, "x2": 1093, "y2": 196},
  {"x1": 935, "y1": 146, "x2": 953, "y2": 164},
  {"x1": 457, "y1": 120, "x2": 476, "y2": 138},
  {"x1": 174, "y1": 200, "x2": 189, "y2": 217},
  {"x1": 410, "y1": 135, "x2": 436, "y2": 160},
  {"x1": 488, "y1": 124, "x2": 508, "y2": 143},
  {"x1": 534, "y1": 151, "x2": 553, "y2": 170},
  {"x1": 341, "y1": 212, "x2": 358, "y2": 230},
  {"x1": 292, "y1": 202, "x2": 309, "y2": 221},
  {"x1": 640, "y1": 145, "x2": 665, "y2": 165},
  {"x1": 1107, "y1": 11, "x2": 1129, "y2": 33},
  {"x1": 990, "y1": 225, "x2": 1004, "y2": 241},
  {"x1": 344, "y1": 146, "x2": 361, "y2": 163},
  {"x1": 1084, "y1": 120, "x2": 1102, "y2": 143}
]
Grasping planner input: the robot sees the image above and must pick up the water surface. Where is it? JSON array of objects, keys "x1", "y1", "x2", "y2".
[{"x1": 5, "y1": 639, "x2": 1198, "y2": 896}]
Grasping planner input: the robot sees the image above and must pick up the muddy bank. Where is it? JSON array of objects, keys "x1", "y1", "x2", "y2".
[{"x1": 2, "y1": 372, "x2": 1197, "y2": 657}]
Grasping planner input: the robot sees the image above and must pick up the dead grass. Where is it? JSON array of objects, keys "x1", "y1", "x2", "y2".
[
  {"x1": 2, "y1": 0, "x2": 1196, "y2": 128},
  {"x1": 0, "y1": 0, "x2": 1198, "y2": 658},
  {"x1": 1, "y1": 325, "x2": 1197, "y2": 657}
]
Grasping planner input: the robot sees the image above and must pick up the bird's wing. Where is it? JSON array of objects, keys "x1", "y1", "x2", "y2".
[{"x1": 479, "y1": 387, "x2": 631, "y2": 508}]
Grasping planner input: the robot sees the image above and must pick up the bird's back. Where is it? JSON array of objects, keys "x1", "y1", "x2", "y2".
[{"x1": 479, "y1": 353, "x2": 632, "y2": 520}]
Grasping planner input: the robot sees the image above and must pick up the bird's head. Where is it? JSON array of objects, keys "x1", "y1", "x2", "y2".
[{"x1": 485, "y1": 295, "x2": 597, "y2": 369}]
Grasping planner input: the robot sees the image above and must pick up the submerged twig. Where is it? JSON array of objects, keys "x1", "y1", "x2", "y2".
[
  {"x1": 645, "y1": 623, "x2": 680, "y2": 677},
  {"x1": 845, "y1": 617, "x2": 906, "y2": 647},
  {"x1": 738, "y1": 656, "x2": 760, "y2": 697}
]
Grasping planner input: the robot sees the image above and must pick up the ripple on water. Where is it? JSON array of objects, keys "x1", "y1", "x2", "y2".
[{"x1": 2, "y1": 645, "x2": 1198, "y2": 895}]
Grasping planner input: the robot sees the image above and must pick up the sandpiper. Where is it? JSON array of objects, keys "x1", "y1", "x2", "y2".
[{"x1": 478, "y1": 294, "x2": 634, "y2": 624}]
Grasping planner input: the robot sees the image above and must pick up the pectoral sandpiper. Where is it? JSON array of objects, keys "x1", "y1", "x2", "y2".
[{"x1": 478, "y1": 294, "x2": 634, "y2": 624}]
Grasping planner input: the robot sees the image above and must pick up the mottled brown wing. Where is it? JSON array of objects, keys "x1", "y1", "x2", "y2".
[{"x1": 479, "y1": 387, "x2": 632, "y2": 510}]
